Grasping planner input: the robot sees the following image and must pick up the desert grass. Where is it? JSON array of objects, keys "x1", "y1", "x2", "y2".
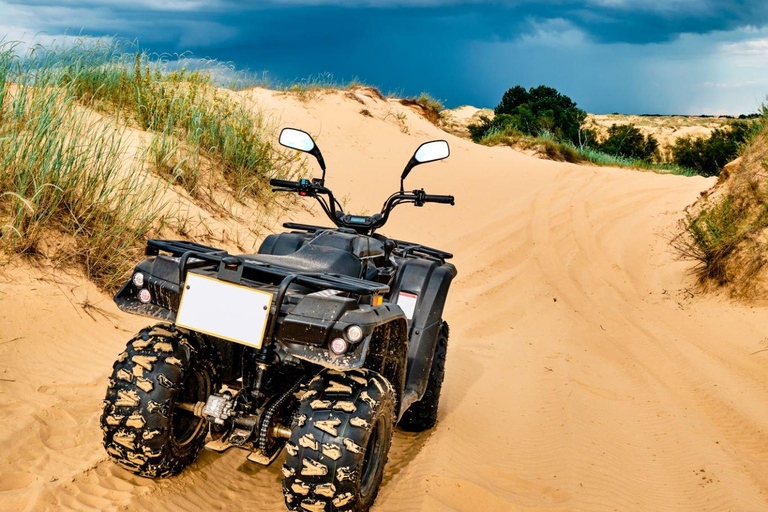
[
  {"x1": 58, "y1": 45, "x2": 295, "y2": 200},
  {"x1": 478, "y1": 126, "x2": 693, "y2": 175},
  {"x1": 673, "y1": 115, "x2": 768, "y2": 295},
  {"x1": 399, "y1": 93, "x2": 445, "y2": 126},
  {"x1": 278, "y1": 73, "x2": 385, "y2": 103},
  {"x1": 0, "y1": 39, "x2": 299, "y2": 290},
  {"x1": 0, "y1": 42, "x2": 165, "y2": 290}
]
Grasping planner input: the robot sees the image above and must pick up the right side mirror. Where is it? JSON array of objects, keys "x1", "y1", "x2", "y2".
[
  {"x1": 400, "y1": 140, "x2": 450, "y2": 191},
  {"x1": 414, "y1": 140, "x2": 450, "y2": 164}
]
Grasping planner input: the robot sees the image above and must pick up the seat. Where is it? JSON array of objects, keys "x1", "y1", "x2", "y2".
[
  {"x1": 258, "y1": 230, "x2": 385, "y2": 260},
  {"x1": 244, "y1": 244, "x2": 363, "y2": 278}
]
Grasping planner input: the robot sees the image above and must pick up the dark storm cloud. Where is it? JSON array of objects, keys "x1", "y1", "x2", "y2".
[
  {"x1": 2, "y1": 0, "x2": 768, "y2": 113},
  {"x1": 6, "y1": 0, "x2": 768, "y2": 46}
]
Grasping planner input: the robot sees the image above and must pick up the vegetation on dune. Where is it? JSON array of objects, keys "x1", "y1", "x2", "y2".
[
  {"x1": 279, "y1": 72, "x2": 385, "y2": 103},
  {"x1": 0, "y1": 43, "x2": 163, "y2": 290},
  {"x1": 60, "y1": 46, "x2": 293, "y2": 199},
  {"x1": 470, "y1": 83, "x2": 764, "y2": 177},
  {"x1": 398, "y1": 92, "x2": 445, "y2": 126},
  {"x1": 493, "y1": 85, "x2": 586, "y2": 144},
  {"x1": 674, "y1": 107, "x2": 768, "y2": 296},
  {"x1": 670, "y1": 120, "x2": 762, "y2": 177},
  {"x1": 475, "y1": 121, "x2": 690, "y2": 174},
  {"x1": 0, "y1": 40, "x2": 297, "y2": 290},
  {"x1": 597, "y1": 124, "x2": 659, "y2": 162},
  {"x1": 469, "y1": 86, "x2": 586, "y2": 145}
]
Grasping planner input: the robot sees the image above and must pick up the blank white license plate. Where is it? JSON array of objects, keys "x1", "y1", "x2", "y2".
[{"x1": 175, "y1": 273, "x2": 273, "y2": 348}]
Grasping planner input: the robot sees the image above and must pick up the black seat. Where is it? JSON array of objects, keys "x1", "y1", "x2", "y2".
[{"x1": 244, "y1": 244, "x2": 363, "y2": 278}]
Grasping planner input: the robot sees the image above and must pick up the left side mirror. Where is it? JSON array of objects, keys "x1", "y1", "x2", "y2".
[
  {"x1": 280, "y1": 128, "x2": 316, "y2": 153},
  {"x1": 400, "y1": 140, "x2": 450, "y2": 190},
  {"x1": 279, "y1": 127, "x2": 327, "y2": 180}
]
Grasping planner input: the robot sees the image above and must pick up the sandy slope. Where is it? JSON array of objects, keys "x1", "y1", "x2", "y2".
[{"x1": 3, "y1": 88, "x2": 768, "y2": 511}]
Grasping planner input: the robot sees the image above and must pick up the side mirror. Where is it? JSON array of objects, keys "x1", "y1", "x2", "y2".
[
  {"x1": 279, "y1": 128, "x2": 327, "y2": 181},
  {"x1": 400, "y1": 140, "x2": 450, "y2": 191}
]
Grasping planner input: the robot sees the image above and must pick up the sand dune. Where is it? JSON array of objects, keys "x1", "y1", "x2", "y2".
[{"x1": 3, "y1": 88, "x2": 768, "y2": 511}]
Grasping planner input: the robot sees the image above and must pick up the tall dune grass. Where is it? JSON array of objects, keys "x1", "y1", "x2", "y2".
[
  {"x1": 673, "y1": 113, "x2": 768, "y2": 295},
  {"x1": 56, "y1": 44, "x2": 291, "y2": 199},
  {"x1": 0, "y1": 42, "x2": 165, "y2": 289},
  {"x1": 0, "y1": 40, "x2": 296, "y2": 290}
]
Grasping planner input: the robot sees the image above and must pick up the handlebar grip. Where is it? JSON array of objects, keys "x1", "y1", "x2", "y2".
[
  {"x1": 424, "y1": 194, "x2": 455, "y2": 205},
  {"x1": 270, "y1": 179, "x2": 299, "y2": 188}
]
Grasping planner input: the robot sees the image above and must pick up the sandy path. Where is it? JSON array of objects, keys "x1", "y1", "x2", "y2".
[{"x1": 3, "y1": 89, "x2": 768, "y2": 511}]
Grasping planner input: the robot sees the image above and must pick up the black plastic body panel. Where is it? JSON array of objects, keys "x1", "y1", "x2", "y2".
[
  {"x1": 278, "y1": 304, "x2": 407, "y2": 371},
  {"x1": 388, "y1": 257, "x2": 457, "y2": 407},
  {"x1": 280, "y1": 295, "x2": 360, "y2": 347},
  {"x1": 113, "y1": 255, "x2": 182, "y2": 321}
]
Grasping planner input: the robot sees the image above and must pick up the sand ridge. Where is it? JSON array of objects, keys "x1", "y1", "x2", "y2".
[{"x1": 3, "y1": 87, "x2": 768, "y2": 511}]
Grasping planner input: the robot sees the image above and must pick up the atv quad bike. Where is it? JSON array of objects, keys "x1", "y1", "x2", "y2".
[{"x1": 101, "y1": 128, "x2": 457, "y2": 512}]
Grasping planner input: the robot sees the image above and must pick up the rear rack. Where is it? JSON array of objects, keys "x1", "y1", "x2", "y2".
[
  {"x1": 146, "y1": 239, "x2": 389, "y2": 296},
  {"x1": 282, "y1": 222, "x2": 334, "y2": 234},
  {"x1": 391, "y1": 240, "x2": 453, "y2": 261}
]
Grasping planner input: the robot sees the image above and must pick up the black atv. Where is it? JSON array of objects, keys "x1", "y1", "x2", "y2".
[{"x1": 100, "y1": 128, "x2": 456, "y2": 512}]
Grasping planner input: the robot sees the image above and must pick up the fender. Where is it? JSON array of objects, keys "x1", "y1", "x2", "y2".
[
  {"x1": 276, "y1": 296, "x2": 407, "y2": 372},
  {"x1": 389, "y1": 257, "x2": 457, "y2": 412}
]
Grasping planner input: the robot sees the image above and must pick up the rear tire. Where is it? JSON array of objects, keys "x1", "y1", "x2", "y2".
[
  {"x1": 100, "y1": 324, "x2": 217, "y2": 478},
  {"x1": 282, "y1": 368, "x2": 395, "y2": 512},
  {"x1": 398, "y1": 321, "x2": 449, "y2": 432}
]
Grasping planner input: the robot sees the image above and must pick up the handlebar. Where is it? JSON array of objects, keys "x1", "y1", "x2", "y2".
[
  {"x1": 420, "y1": 193, "x2": 455, "y2": 205},
  {"x1": 270, "y1": 178, "x2": 300, "y2": 189},
  {"x1": 270, "y1": 178, "x2": 454, "y2": 233}
]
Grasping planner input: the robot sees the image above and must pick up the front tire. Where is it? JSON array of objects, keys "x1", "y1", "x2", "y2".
[
  {"x1": 398, "y1": 321, "x2": 449, "y2": 432},
  {"x1": 100, "y1": 324, "x2": 217, "y2": 478},
  {"x1": 282, "y1": 368, "x2": 395, "y2": 512}
]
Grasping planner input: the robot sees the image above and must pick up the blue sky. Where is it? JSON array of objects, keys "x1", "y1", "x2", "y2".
[{"x1": 2, "y1": 1, "x2": 768, "y2": 114}]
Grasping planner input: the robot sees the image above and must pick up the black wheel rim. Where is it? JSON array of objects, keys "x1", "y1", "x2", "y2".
[
  {"x1": 170, "y1": 368, "x2": 209, "y2": 447},
  {"x1": 360, "y1": 414, "x2": 387, "y2": 500}
]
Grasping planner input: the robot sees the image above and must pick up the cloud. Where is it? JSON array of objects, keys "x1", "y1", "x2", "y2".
[
  {"x1": 3, "y1": 0, "x2": 768, "y2": 47},
  {"x1": 518, "y1": 18, "x2": 589, "y2": 47},
  {"x1": 1, "y1": 0, "x2": 768, "y2": 114},
  {"x1": 722, "y1": 39, "x2": 768, "y2": 56},
  {"x1": 585, "y1": 0, "x2": 713, "y2": 14},
  {"x1": 4, "y1": 0, "x2": 216, "y2": 12}
]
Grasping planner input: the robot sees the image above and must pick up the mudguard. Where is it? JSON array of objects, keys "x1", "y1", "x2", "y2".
[
  {"x1": 277, "y1": 297, "x2": 407, "y2": 372},
  {"x1": 113, "y1": 255, "x2": 181, "y2": 321},
  {"x1": 389, "y1": 257, "x2": 457, "y2": 412}
]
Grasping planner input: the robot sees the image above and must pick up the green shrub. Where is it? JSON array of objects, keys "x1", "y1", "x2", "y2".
[
  {"x1": 599, "y1": 124, "x2": 659, "y2": 161},
  {"x1": 492, "y1": 85, "x2": 587, "y2": 144},
  {"x1": 469, "y1": 114, "x2": 516, "y2": 142},
  {"x1": 671, "y1": 120, "x2": 760, "y2": 177},
  {"x1": 477, "y1": 124, "x2": 524, "y2": 146}
]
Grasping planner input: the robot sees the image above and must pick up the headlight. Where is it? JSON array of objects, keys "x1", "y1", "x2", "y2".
[
  {"x1": 138, "y1": 288, "x2": 152, "y2": 304},
  {"x1": 329, "y1": 337, "x2": 348, "y2": 355},
  {"x1": 132, "y1": 272, "x2": 145, "y2": 287},
  {"x1": 345, "y1": 325, "x2": 363, "y2": 343}
]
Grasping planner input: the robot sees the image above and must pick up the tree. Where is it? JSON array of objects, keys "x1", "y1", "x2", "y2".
[
  {"x1": 494, "y1": 86, "x2": 529, "y2": 116},
  {"x1": 599, "y1": 124, "x2": 659, "y2": 161},
  {"x1": 491, "y1": 85, "x2": 586, "y2": 144}
]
